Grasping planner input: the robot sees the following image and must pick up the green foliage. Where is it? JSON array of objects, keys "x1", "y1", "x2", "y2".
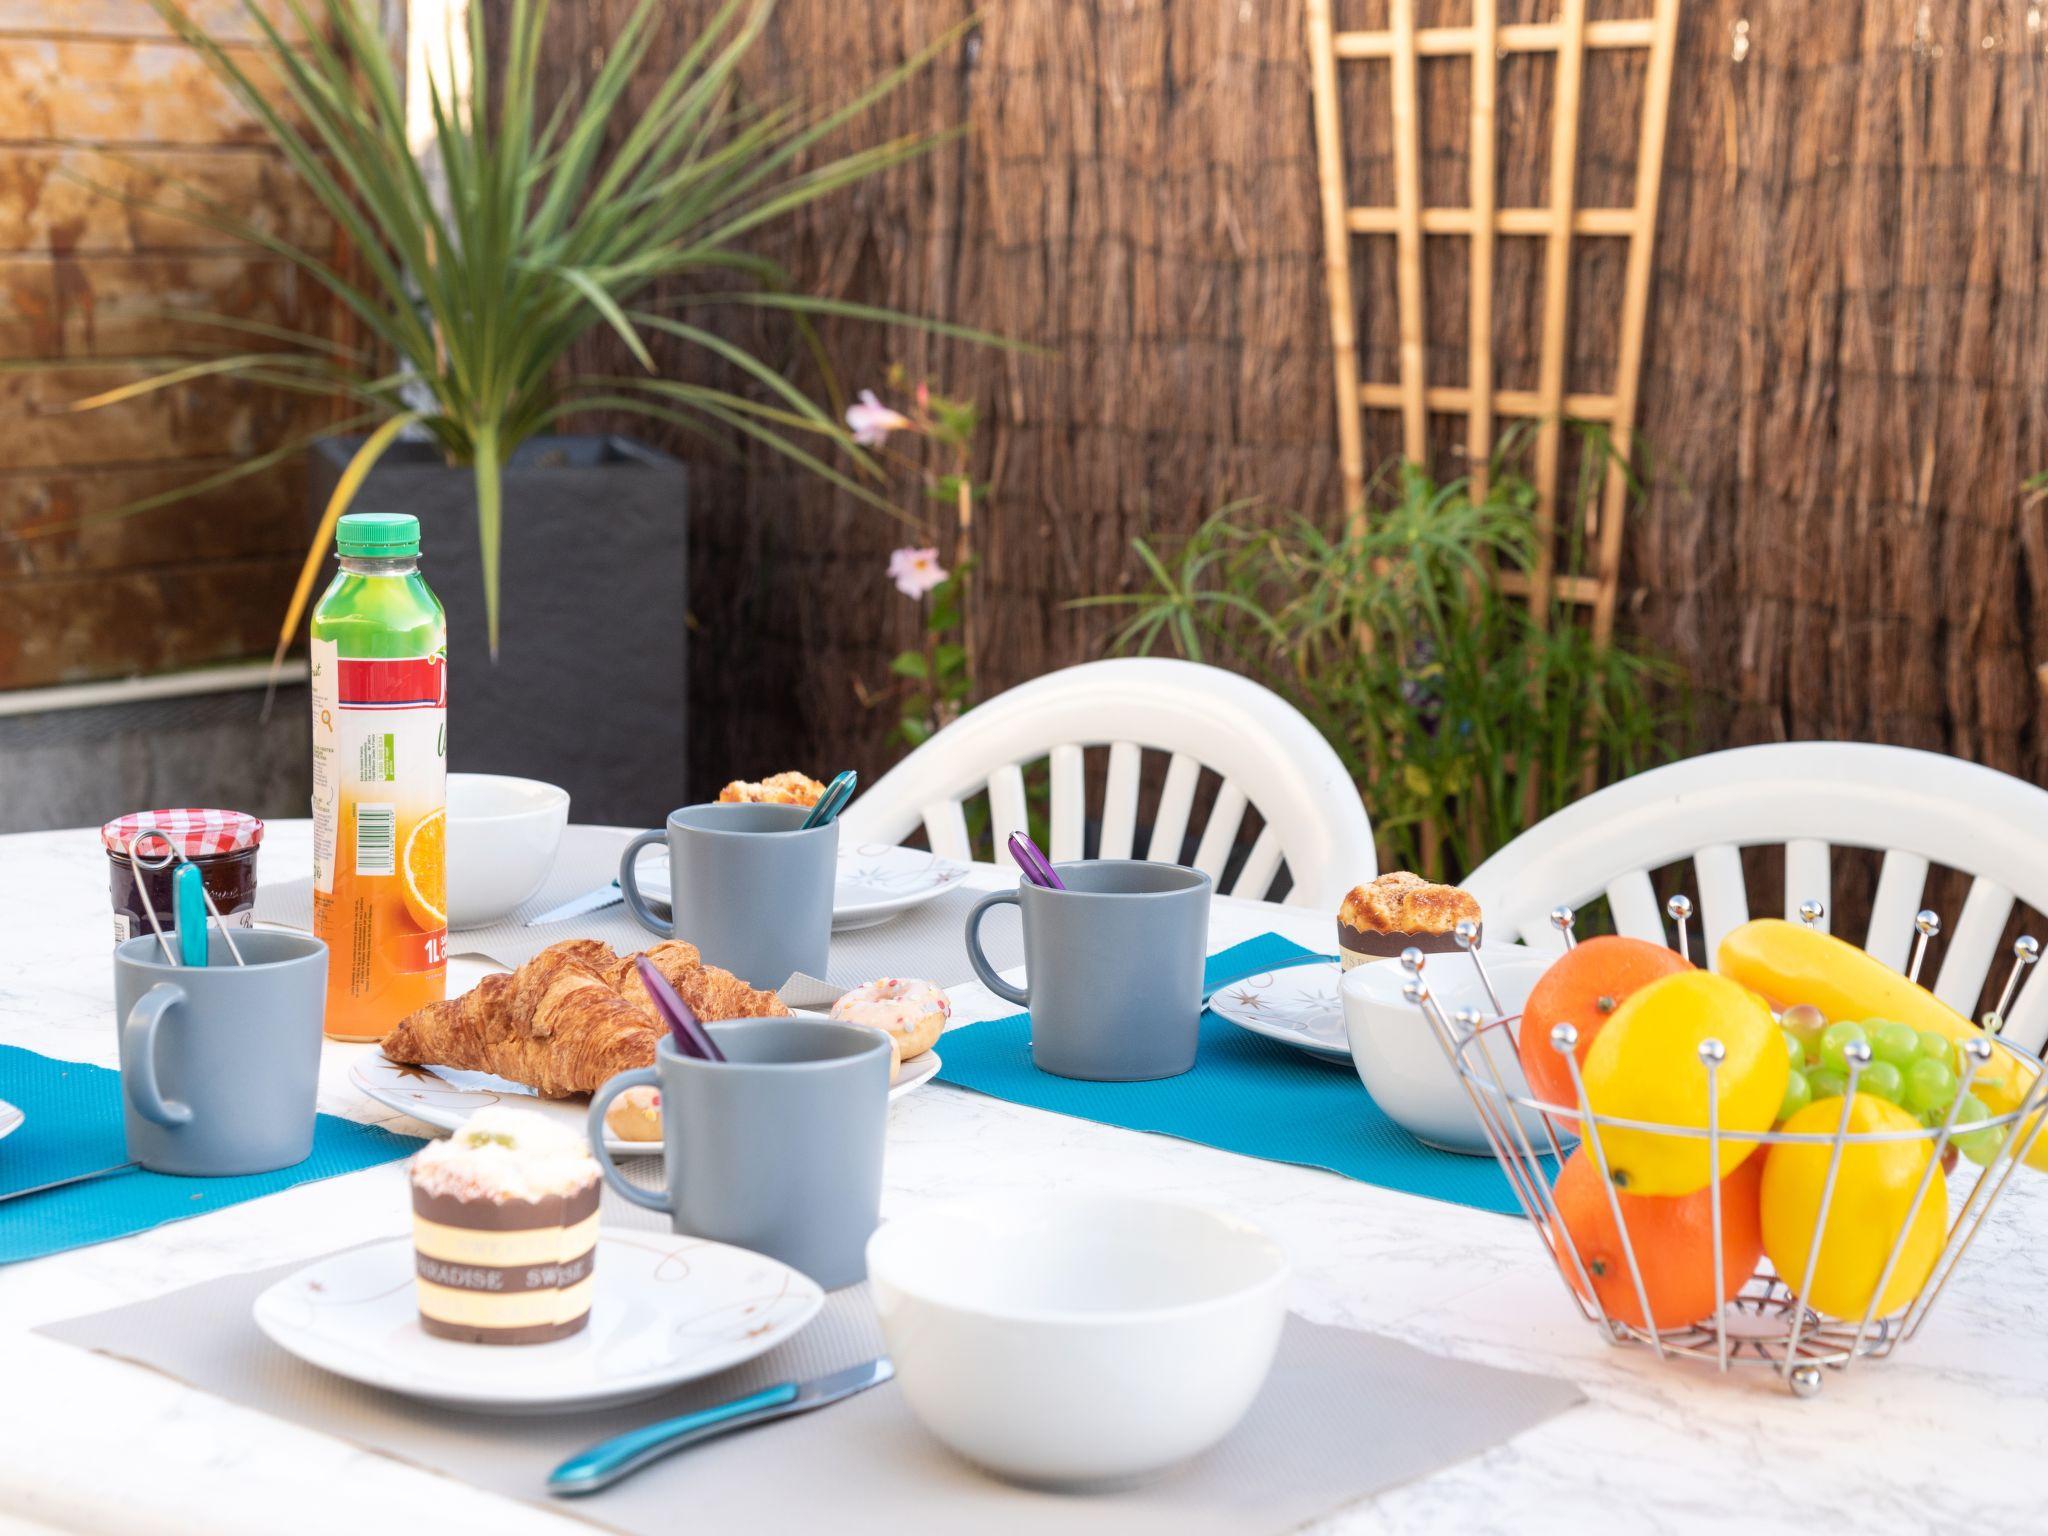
[
  {"x1": 895, "y1": 559, "x2": 976, "y2": 747},
  {"x1": 1077, "y1": 448, "x2": 1690, "y2": 879},
  {"x1": 67, "y1": 0, "x2": 998, "y2": 656}
]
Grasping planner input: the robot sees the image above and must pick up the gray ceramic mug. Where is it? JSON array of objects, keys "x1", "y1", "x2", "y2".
[
  {"x1": 587, "y1": 1019, "x2": 892, "y2": 1288},
  {"x1": 619, "y1": 803, "x2": 837, "y2": 990},
  {"x1": 113, "y1": 929, "x2": 329, "y2": 1176},
  {"x1": 965, "y1": 860, "x2": 1212, "y2": 1081}
]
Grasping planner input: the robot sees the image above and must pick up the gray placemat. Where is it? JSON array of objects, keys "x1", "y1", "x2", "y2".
[
  {"x1": 39, "y1": 1232, "x2": 1581, "y2": 1536},
  {"x1": 257, "y1": 827, "x2": 1023, "y2": 987}
]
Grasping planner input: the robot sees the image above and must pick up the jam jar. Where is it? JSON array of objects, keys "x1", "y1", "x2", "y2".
[{"x1": 103, "y1": 809, "x2": 264, "y2": 948}]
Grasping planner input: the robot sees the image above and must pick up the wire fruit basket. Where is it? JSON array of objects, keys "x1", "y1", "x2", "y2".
[{"x1": 1402, "y1": 901, "x2": 2048, "y2": 1397}]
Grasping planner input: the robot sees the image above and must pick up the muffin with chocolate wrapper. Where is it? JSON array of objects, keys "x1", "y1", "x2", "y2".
[
  {"x1": 1337, "y1": 872, "x2": 1481, "y2": 970},
  {"x1": 409, "y1": 1107, "x2": 601, "y2": 1345}
]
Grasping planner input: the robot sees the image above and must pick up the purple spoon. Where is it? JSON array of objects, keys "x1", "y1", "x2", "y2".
[
  {"x1": 636, "y1": 955, "x2": 727, "y2": 1063},
  {"x1": 1007, "y1": 831, "x2": 1067, "y2": 890}
]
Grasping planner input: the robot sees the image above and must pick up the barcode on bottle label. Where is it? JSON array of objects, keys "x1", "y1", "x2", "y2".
[{"x1": 355, "y1": 804, "x2": 397, "y2": 876}]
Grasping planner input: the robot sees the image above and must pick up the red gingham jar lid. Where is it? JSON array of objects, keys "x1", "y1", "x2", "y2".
[{"x1": 101, "y1": 808, "x2": 265, "y2": 859}]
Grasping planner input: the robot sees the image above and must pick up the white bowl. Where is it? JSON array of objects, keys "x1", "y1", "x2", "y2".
[
  {"x1": 445, "y1": 773, "x2": 569, "y2": 928},
  {"x1": 866, "y1": 1194, "x2": 1288, "y2": 1486},
  {"x1": 1341, "y1": 949, "x2": 1573, "y2": 1156}
]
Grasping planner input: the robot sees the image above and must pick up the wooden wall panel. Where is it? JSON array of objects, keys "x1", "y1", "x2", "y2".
[
  {"x1": 531, "y1": 0, "x2": 2048, "y2": 808},
  {"x1": 0, "y1": 1, "x2": 327, "y2": 689}
]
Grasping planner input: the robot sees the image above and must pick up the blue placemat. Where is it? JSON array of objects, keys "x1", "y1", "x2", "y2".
[
  {"x1": 0, "y1": 1045, "x2": 422, "y2": 1265},
  {"x1": 935, "y1": 934, "x2": 1523, "y2": 1217}
]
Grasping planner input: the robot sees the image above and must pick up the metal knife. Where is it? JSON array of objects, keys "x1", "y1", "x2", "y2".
[
  {"x1": 527, "y1": 880, "x2": 625, "y2": 927},
  {"x1": 547, "y1": 1357, "x2": 894, "y2": 1496}
]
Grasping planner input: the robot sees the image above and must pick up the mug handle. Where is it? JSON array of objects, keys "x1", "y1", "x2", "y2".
[
  {"x1": 618, "y1": 828, "x2": 671, "y2": 938},
  {"x1": 964, "y1": 891, "x2": 1030, "y2": 1008},
  {"x1": 587, "y1": 1068, "x2": 674, "y2": 1214},
  {"x1": 121, "y1": 984, "x2": 195, "y2": 1128}
]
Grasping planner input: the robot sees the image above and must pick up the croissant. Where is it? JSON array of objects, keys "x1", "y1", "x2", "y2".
[{"x1": 381, "y1": 938, "x2": 789, "y2": 1097}]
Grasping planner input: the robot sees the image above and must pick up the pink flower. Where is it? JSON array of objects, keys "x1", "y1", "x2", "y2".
[
  {"x1": 846, "y1": 389, "x2": 911, "y2": 448},
  {"x1": 888, "y1": 546, "x2": 948, "y2": 599}
]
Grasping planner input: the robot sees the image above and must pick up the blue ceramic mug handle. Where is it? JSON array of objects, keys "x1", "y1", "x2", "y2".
[
  {"x1": 964, "y1": 891, "x2": 1029, "y2": 1008},
  {"x1": 617, "y1": 828, "x2": 671, "y2": 938},
  {"x1": 121, "y1": 984, "x2": 195, "y2": 1128},
  {"x1": 587, "y1": 1067, "x2": 674, "y2": 1213}
]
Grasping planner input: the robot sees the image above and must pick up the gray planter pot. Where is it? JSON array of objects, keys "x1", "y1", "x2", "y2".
[{"x1": 310, "y1": 435, "x2": 687, "y2": 826}]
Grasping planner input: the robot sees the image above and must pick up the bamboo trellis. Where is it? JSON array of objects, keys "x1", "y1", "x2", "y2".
[{"x1": 1305, "y1": 0, "x2": 1681, "y2": 641}]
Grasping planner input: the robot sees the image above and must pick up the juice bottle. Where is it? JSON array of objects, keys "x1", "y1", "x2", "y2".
[{"x1": 310, "y1": 511, "x2": 448, "y2": 1041}]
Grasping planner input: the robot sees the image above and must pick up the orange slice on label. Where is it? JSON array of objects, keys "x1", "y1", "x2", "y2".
[{"x1": 400, "y1": 806, "x2": 447, "y2": 932}]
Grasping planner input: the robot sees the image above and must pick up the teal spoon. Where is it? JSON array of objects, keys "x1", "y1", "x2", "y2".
[
  {"x1": 173, "y1": 862, "x2": 209, "y2": 968},
  {"x1": 800, "y1": 770, "x2": 857, "y2": 830}
]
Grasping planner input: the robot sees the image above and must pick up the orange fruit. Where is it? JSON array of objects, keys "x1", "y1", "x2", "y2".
[
  {"x1": 399, "y1": 806, "x2": 446, "y2": 932},
  {"x1": 1551, "y1": 1145, "x2": 1764, "y2": 1330},
  {"x1": 1518, "y1": 936, "x2": 1691, "y2": 1121}
]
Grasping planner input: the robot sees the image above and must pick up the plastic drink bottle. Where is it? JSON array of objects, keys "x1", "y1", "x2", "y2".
[{"x1": 310, "y1": 512, "x2": 448, "y2": 1041}]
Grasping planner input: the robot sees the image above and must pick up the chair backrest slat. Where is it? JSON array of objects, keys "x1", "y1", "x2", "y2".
[
  {"x1": 839, "y1": 660, "x2": 1378, "y2": 909},
  {"x1": 1234, "y1": 825, "x2": 1286, "y2": 903},
  {"x1": 1097, "y1": 742, "x2": 1143, "y2": 859},
  {"x1": 1191, "y1": 781, "x2": 1249, "y2": 887},
  {"x1": 2008, "y1": 968, "x2": 2048, "y2": 1052},
  {"x1": 987, "y1": 763, "x2": 1029, "y2": 864},
  {"x1": 1145, "y1": 752, "x2": 1203, "y2": 864},
  {"x1": 923, "y1": 798, "x2": 972, "y2": 863},
  {"x1": 1865, "y1": 849, "x2": 1930, "y2": 972},
  {"x1": 1605, "y1": 868, "x2": 1665, "y2": 944},
  {"x1": 1048, "y1": 743, "x2": 1087, "y2": 862},
  {"x1": 1692, "y1": 842, "x2": 1750, "y2": 961},
  {"x1": 1933, "y1": 878, "x2": 2016, "y2": 1018},
  {"x1": 1783, "y1": 838, "x2": 1831, "y2": 930}
]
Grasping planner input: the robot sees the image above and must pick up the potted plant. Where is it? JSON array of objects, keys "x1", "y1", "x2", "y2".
[{"x1": 69, "y1": 0, "x2": 986, "y2": 819}]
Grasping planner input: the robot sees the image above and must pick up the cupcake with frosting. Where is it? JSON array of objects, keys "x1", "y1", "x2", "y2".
[{"x1": 409, "y1": 1107, "x2": 601, "y2": 1345}]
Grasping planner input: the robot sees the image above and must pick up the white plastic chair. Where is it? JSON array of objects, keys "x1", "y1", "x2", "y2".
[
  {"x1": 837, "y1": 658, "x2": 1377, "y2": 908},
  {"x1": 1461, "y1": 742, "x2": 2048, "y2": 1051}
]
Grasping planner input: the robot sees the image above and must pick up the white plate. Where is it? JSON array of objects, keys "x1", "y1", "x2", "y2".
[
  {"x1": 636, "y1": 841, "x2": 970, "y2": 932},
  {"x1": 831, "y1": 842, "x2": 972, "y2": 931},
  {"x1": 1208, "y1": 960, "x2": 1352, "y2": 1061},
  {"x1": 352, "y1": 1045, "x2": 942, "y2": 1155},
  {"x1": 0, "y1": 1100, "x2": 21, "y2": 1143},
  {"x1": 253, "y1": 1234, "x2": 822, "y2": 1414}
]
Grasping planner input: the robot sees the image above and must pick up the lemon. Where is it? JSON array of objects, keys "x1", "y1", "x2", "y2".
[
  {"x1": 1579, "y1": 971, "x2": 1787, "y2": 1195},
  {"x1": 1761, "y1": 1096, "x2": 1945, "y2": 1319}
]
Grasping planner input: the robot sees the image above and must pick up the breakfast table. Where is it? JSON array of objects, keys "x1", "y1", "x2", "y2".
[{"x1": 4, "y1": 820, "x2": 2048, "y2": 1535}]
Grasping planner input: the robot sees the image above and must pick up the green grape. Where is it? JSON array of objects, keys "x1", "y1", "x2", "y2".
[
  {"x1": 1859, "y1": 1061, "x2": 1905, "y2": 1104},
  {"x1": 1917, "y1": 1029, "x2": 1953, "y2": 1062},
  {"x1": 1870, "y1": 1021, "x2": 1921, "y2": 1069},
  {"x1": 1818, "y1": 1020, "x2": 1867, "y2": 1074},
  {"x1": 1778, "y1": 1067, "x2": 1813, "y2": 1124},
  {"x1": 1808, "y1": 1068, "x2": 1848, "y2": 1101},
  {"x1": 1782, "y1": 1028, "x2": 1805, "y2": 1069},
  {"x1": 1949, "y1": 1093, "x2": 2005, "y2": 1166},
  {"x1": 1780, "y1": 1003, "x2": 1829, "y2": 1059},
  {"x1": 1958, "y1": 1121, "x2": 2008, "y2": 1167},
  {"x1": 1905, "y1": 1057, "x2": 1957, "y2": 1117}
]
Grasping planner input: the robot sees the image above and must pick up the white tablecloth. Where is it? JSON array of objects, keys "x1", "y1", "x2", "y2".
[{"x1": 4, "y1": 823, "x2": 2047, "y2": 1535}]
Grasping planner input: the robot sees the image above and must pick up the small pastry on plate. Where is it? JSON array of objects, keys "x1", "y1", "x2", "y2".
[
  {"x1": 717, "y1": 771, "x2": 826, "y2": 807},
  {"x1": 830, "y1": 977, "x2": 950, "y2": 1083},
  {"x1": 1337, "y1": 872, "x2": 1481, "y2": 970},
  {"x1": 603, "y1": 1084, "x2": 664, "y2": 1143},
  {"x1": 409, "y1": 1107, "x2": 601, "y2": 1345}
]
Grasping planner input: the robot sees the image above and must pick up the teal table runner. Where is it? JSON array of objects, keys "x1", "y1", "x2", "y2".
[
  {"x1": 0, "y1": 1045, "x2": 422, "y2": 1265},
  {"x1": 935, "y1": 933, "x2": 1523, "y2": 1217}
]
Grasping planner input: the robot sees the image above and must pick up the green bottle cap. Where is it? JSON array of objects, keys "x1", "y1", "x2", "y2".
[{"x1": 336, "y1": 512, "x2": 420, "y2": 558}]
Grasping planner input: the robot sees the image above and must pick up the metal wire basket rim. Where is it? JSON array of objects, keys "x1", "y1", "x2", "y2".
[{"x1": 1443, "y1": 1010, "x2": 2043, "y2": 1146}]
